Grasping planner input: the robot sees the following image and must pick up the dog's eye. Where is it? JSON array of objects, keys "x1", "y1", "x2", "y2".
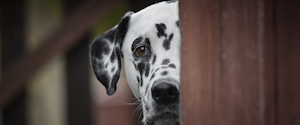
[{"x1": 136, "y1": 46, "x2": 147, "y2": 56}]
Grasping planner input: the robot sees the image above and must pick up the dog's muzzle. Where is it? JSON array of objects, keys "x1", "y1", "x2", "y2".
[{"x1": 148, "y1": 79, "x2": 180, "y2": 123}]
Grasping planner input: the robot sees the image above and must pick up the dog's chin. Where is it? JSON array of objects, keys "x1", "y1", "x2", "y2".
[
  {"x1": 143, "y1": 101, "x2": 180, "y2": 125},
  {"x1": 146, "y1": 111, "x2": 179, "y2": 125},
  {"x1": 155, "y1": 112, "x2": 178, "y2": 121}
]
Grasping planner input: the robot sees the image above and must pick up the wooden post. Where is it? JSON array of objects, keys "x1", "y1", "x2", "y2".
[
  {"x1": 66, "y1": 36, "x2": 93, "y2": 125},
  {"x1": 179, "y1": 0, "x2": 299, "y2": 125},
  {"x1": 64, "y1": 0, "x2": 93, "y2": 125},
  {"x1": 276, "y1": 0, "x2": 300, "y2": 124},
  {"x1": 1, "y1": 0, "x2": 27, "y2": 124}
]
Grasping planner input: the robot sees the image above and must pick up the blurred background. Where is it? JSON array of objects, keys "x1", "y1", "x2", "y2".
[{"x1": 0, "y1": 0, "x2": 165, "y2": 125}]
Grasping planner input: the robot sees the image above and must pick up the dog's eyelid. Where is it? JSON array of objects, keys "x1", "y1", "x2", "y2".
[
  {"x1": 131, "y1": 36, "x2": 144, "y2": 51},
  {"x1": 133, "y1": 44, "x2": 146, "y2": 50}
]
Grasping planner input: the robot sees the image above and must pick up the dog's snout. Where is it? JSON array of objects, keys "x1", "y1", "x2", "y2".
[{"x1": 151, "y1": 83, "x2": 179, "y2": 104}]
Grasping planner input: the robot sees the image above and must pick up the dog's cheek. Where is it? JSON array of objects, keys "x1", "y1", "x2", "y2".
[{"x1": 123, "y1": 58, "x2": 141, "y2": 98}]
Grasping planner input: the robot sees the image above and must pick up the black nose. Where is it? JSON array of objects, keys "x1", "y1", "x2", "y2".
[{"x1": 151, "y1": 83, "x2": 179, "y2": 104}]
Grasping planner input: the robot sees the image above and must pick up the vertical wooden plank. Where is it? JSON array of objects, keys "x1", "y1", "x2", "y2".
[
  {"x1": 217, "y1": 0, "x2": 272, "y2": 124},
  {"x1": 64, "y1": 0, "x2": 94, "y2": 124},
  {"x1": 66, "y1": 36, "x2": 93, "y2": 125},
  {"x1": 0, "y1": 0, "x2": 27, "y2": 125},
  {"x1": 179, "y1": 0, "x2": 220, "y2": 124},
  {"x1": 180, "y1": 0, "x2": 277, "y2": 125},
  {"x1": 260, "y1": 0, "x2": 277, "y2": 124},
  {"x1": 64, "y1": 1, "x2": 93, "y2": 125},
  {"x1": 276, "y1": 0, "x2": 300, "y2": 124}
]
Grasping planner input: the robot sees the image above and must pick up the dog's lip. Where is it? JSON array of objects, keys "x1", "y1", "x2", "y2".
[
  {"x1": 148, "y1": 111, "x2": 179, "y2": 123},
  {"x1": 159, "y1": 112, "x2": 178, "y2": 119}
]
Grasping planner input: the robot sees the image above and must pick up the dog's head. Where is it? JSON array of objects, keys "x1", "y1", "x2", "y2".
[{"x1": 90, "y1": 1, "x2": 180, "y2": 124}]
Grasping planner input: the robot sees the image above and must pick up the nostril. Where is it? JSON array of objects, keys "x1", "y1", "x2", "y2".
[
  {"x1": 169, "y1": 88, "x2": 179, "y2": 96},
  {"x1": 152, "y1": 89, "x2": 160, "y2": 97}
]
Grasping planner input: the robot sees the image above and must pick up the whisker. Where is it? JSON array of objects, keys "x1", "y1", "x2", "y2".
[
  {"x1": 138, "y1": 108, "x2": 143, "y2": 122},
  {"x1": 125, "y1": 102, "x2": 140, "y2": 106},
  {"x1": 132, "y1": 104, "x2": 142, "y2": 118},
  {"x1": 126, "y1": 97, "x2": 141, "y2": 107}
]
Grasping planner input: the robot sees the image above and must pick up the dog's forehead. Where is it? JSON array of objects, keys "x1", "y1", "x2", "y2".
[{"x1": 128, "y1": 1, "x2": 179, "y2": 36}]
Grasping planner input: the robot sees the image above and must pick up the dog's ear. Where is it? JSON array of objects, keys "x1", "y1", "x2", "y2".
[{"x1": 90, "y1": 12, "x2": 134, "y2": 95}]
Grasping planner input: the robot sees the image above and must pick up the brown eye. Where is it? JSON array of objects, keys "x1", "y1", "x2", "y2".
[{"x1": 136, "y1": 46, "x2": 147, "y2": 56}]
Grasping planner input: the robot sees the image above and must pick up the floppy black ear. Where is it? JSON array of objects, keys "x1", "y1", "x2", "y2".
[{"x1": 90, "y1": 12, "x2": 133, "y2": 95}]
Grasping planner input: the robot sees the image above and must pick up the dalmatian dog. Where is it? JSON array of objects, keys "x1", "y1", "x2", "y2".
[{"x1": 90, "y1": 1, "x2": 180, "y2": 125}]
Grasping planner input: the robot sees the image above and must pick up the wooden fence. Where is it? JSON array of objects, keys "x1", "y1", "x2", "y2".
[{"x1": 180, "y1": 0, "x2": 300, "y2": 125}]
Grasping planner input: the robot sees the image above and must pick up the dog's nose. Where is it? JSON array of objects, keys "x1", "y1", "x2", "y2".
[{"x1": 151, "y1": 83, "x2": 179, "y2": 104}]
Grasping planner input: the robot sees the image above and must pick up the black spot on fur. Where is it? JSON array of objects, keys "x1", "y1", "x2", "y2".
[
  {"x1": 152, "y1": 55, "x2": 157, "y2": 65},
  {"x1": 163, "y1": 33, "x2": 173, "y2": 50},
  {"x1": 111, "y1": 67, "x2": 115, "y2": 72},
  {"x1": 161, "y1": 66, "x2": 168, "y2": 69},
  {"x1": 110, "y1": 50, "x2": 116, "y2": 63},
  {"x1": 137, "y1": 62, "x2": 147, "y2": 87},
  {"x1": 138, "y1": 62, "x2": 145, "y2": 75},
  {"x1": 161, "y1": 71, "x2": 168, "y2": 76},
  {"x1": 98, "y1": 73, "x2": 110, "y2": 88},
  {"x1": 176, "y1": 20, "x2": 180, "y2": 27},
  {"x1": 155, "y1": 23, "x2": 167, "y2": 38},
  {"x1": 150, "y1": 73, "x2": 155, "y2": 81},
  {"x1": 102, "y1": 28, "x2": 116, "y2": 43},
  {"x1": 140, "y1": 77, "x2": 143, "y2": 87},
  {"x1": 162, "y1": 58, "x2": 170, "y2": 65},
  {"x1": 91, "y1": 37, "x2": 110, "y2": 59},
  {"x1": 137, "y1": 76, "x2": 140, "y2": 84},
  {"x1": 111, "y1": 73, "x2": 120, "y2": 89},
  {"x1": 169, "y1": 64, "x2": 176, "y2": 69},
  {"x1": 90, "y1": 33, "x2": 113, "y2": 61},
  {"x1": 143, "y1": 38, "x2": 152, "y2": 62},
  {"x1": 145, "y1": 63, "x2": 150, "y2": 77}
]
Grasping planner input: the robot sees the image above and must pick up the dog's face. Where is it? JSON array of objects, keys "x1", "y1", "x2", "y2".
[{"x1": 90, "y1": 1, "x2": 180, "y2": 124}]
